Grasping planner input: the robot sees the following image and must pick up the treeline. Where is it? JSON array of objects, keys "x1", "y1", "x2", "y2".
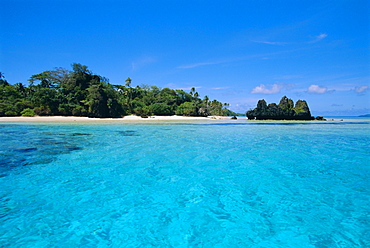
[{"x1": 0, "y1": 64, "x2": 236, "y2": 118}]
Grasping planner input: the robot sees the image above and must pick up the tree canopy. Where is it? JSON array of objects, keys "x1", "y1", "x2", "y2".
[
  {"x1": 0, "y1": 64, "x2": 235, "y2": 118},
  {"x1": 246, "y1": 96, "x2": 313, "y2": 120}
]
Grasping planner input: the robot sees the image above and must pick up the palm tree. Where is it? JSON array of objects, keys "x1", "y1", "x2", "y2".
[
  {"x1": 125, "y1": 77, "x2": 133, "y2": 113},
  {"x1": 125, "y1": 77, "x2": 132, "y2": 87},
  {"x1": 190, "y1": 87, "x2": 195, "y2": 96},
  {"x1": 203, "y1": 95, "x2": 209, "y2": 114},
  {"x1": 203, "y1": 95, "x2": 209, "y2": 104}
]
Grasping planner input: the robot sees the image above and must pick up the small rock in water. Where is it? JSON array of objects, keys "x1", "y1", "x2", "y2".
[
  {"x1": 15, "y1": 147, "x2": 38, "y2": 153},
  {"x1": 117, "y1": 130, "x2": 140, "y2": 136},
  {"x1": 67, "y1": 146, "x2": 82, "y2": 151},
  {"x1": 72, "y1": 133, "x2": 91, "y2": 136}
]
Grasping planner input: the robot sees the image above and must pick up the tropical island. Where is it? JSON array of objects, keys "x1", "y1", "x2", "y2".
[
  {"x1": 246, "y1": 96, "x2": 321, "y2": 120},
  {"x1": 0, "y1": 64, "x2": 236, "y2": 118}
]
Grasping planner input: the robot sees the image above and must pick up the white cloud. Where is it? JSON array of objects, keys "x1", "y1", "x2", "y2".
[
  {"x1": 355, "y1": 85, "x2": 369, "y2": 93},
  {"x1": 251, "y1": 40, "x2": 288, "y2": 45},
  {"x1": 307, "y1": 84, "x2": 327, "y2": 94},
  {"x1": 309, "y1": 33, "x2": 328, "y2": 43},
  {"x1": 164, "y1": 83, "x2": 203, "y2": 91},
  {"x1": 251, "y1": 84, "x2": 283, "y2": 94},
  {"x1": 316, "y1": 33, "x2": 328, "y2": 40},
  {"x1": 228, "y1": 103, "x2": 253, "y2": 113},
  {"x1": 211, "y1": 87, "x2": 229, "y2": 90},
  {"x1": 177, "y1": 61, "x2": 221, "y2": 69},
  {"x1": 253, "y1": 33, "x2": 328, "y2": 46},
  {"x1": 177, "y1": 86, "x2": 202, "y2": 91}
]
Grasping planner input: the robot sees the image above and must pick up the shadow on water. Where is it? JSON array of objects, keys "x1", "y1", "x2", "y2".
[
  {"x1": 0, "y1": 124, "x2": 150, "y2": 177},
  {"x1": 0, "y1": 125, "x2": 91, "y2": 176},
  {"x1": 117, "y1": 130, "x2": 140, "y2": 136},
  {"x1": 71, "y1": 133, "x2": 92, "y2": 136}
]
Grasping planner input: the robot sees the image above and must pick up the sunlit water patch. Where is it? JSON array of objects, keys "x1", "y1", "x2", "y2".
[{"x1": 0, "y1": 120, "x2": 369, "y2": 247}]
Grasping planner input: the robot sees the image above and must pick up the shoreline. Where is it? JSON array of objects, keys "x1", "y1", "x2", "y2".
[
  {"x1": 0, "y1": 115, "x2": 230, "y2": 123},
  {"x1": 0, "y1": 116, "x2": 367, "y2": 123}
]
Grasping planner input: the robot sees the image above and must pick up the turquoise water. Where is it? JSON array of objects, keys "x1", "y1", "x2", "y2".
[{"x1": 1, "y1": 119, "x2": 369, "y2": 247}]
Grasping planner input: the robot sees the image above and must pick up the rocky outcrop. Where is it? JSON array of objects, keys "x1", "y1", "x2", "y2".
[
  {"x1": 315, "y1": 116, "x2": 326, "y2": 121},
  {"x1": 246, "y1": 96, "x2": 314, "y2": 120}
]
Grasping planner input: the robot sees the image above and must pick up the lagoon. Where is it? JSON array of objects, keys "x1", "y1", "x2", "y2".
[{"x1": 0, "y1": 118, "x2": 369, "y2": 247}]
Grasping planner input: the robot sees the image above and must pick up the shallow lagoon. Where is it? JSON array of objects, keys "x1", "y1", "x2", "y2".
[{"x1": 1, "y1": 118, "x2": 369, "y2": 247}]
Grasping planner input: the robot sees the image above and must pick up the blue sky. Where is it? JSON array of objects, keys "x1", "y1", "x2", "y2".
[{"x1": 1, "y1": 0, "x2": 369, "y2": 115}]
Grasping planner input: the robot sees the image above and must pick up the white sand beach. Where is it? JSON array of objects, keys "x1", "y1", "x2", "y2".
[
  {"x1": 1, "y1": 116, "x2": 366, "y2": 123},
  {"x1": 0, "y1": 115, "x2": 230, "y2": 123}
]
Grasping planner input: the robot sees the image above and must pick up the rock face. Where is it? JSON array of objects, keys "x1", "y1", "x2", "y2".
[{"x1": 246, "y1": 96, "x2": 313, "y2": 120}]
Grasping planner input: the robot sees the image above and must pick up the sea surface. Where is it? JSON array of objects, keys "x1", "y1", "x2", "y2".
[{"x1": 1, "y1": 118, "x2": 369, "y2": 247}]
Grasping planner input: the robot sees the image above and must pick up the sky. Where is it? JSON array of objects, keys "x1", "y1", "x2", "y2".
[{"x1": 1, "y1": 0, "x2": 369, "y2": 116}]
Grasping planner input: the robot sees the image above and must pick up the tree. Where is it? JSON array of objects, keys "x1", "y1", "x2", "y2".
[
  {"x1": 125, "y1": 77, "x2": 132, "y2": 87},
  {"x1": 189, "y1": 87, "x2": 195, "y2": 96},
  {"x1": 0, "y1": 72, "x2": 9, "y2": 86},
  {"x1": 157, "y1": 88, "x2": 177, "y2": 106},
  {"x1": 31, "y1": 87, "x2": 59, "y2": 115},
  {"x1": 72, "y1": 63, "x2": 90, "y2": 74},
  {"x1": 84, "y1": 81, "x2": 109, "y2": 117},
  {"x1": 175, "y1": 90, "x2": 192, "y2": 105},
  {"x1": 21, "y1": 108, "x2": 35, "y2": 117},
  {"x1": 124, "y1": 77, "x2": 134, "y2": 113},
  {"x1": 203, "y1": 95, "x2": 209, "y2": 105},
  {"x1": 14, "y1": 83, "x2": 27, "y2": 97},
  {"x1": 29, "y1": 67, "x2": 70, "y2": 89},
  {"x1": 0, "y1": 64, "x2": 235, "y2": 118},
  {"x1": 81, "y1": 73, "x2": 123, "y2": 117},
  {"x1": 59, "y1": 65, "x2": 95, "y2": 115},
  {"x1": 150, "y1": 102, "x2": 172, "y2": 115},
  {"x1": 0, "y1": 85, "x2": 19, "y2": 116},
  {"x1": 175, "y1": 102, "x2": 197, "y2": 116},
  {"x1": 209, "y1": 100, "x2": 225, "y2": 116}
]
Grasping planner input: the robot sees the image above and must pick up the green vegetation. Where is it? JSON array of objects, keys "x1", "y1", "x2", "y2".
[
  {"x1": 293, "y1": 100, "x2": 310, "y2": 114},
  {"x1": 0, "y1": 64, "x2": 235, "y2": 118},
  {"x1": 246, "y1": 96, "x2": 313, "y2": 120}
]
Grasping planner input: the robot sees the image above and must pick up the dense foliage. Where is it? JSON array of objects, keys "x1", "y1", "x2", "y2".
[
  {"x1": 246, "y1": 96, "x2": 313, "y2": 120},
  {"x1": 0, "y1": 64, "x2": 235, "y2": 118}
]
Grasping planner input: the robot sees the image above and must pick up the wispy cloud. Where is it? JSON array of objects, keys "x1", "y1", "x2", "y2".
[
  {"x1": 252, "y1": 33, "x2": 328, "y2": 46},
  {"x1": 317, "y1": 33, "x2": 328, "y2": 40},
  {"x1": 275, "y1": 75, "x2": 303, "y2": 80},
  {"x1": 211, "y1": 86, "x2": 230, "y2": 90},
  {"x1": 307, "y1": 84, "x2": 332, "y2": 94},
  {"x1": 177, "y1": 48, "x2": 307, "y2": 70},
  {"x1": 177, "y1": 86, "x2": 202, "y2": 91},
  {"x1": 251, "y1": 84, "x2": 283, "y2": 94},
  {"x1": 164, "y1": 83, "x2": 202, "y2": 91},
  {"x1": 177, "y1": 61, "x2": 222, "y2": 69},
  {"x1": 229, "y1": 103, "x2": 254, "y2": 113},
  {"x1": 354, "y1": 85, "x2": 369, "y2": 93},
  {"x1": 131, "y1": 56, "x2": 156, "y2": 71},
  {"x1": 308, "y1": 33, "x2": 328, "y2": 43},
  {"x1": 251, "y1": 40, "x2": 288, "y2": 46}
]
